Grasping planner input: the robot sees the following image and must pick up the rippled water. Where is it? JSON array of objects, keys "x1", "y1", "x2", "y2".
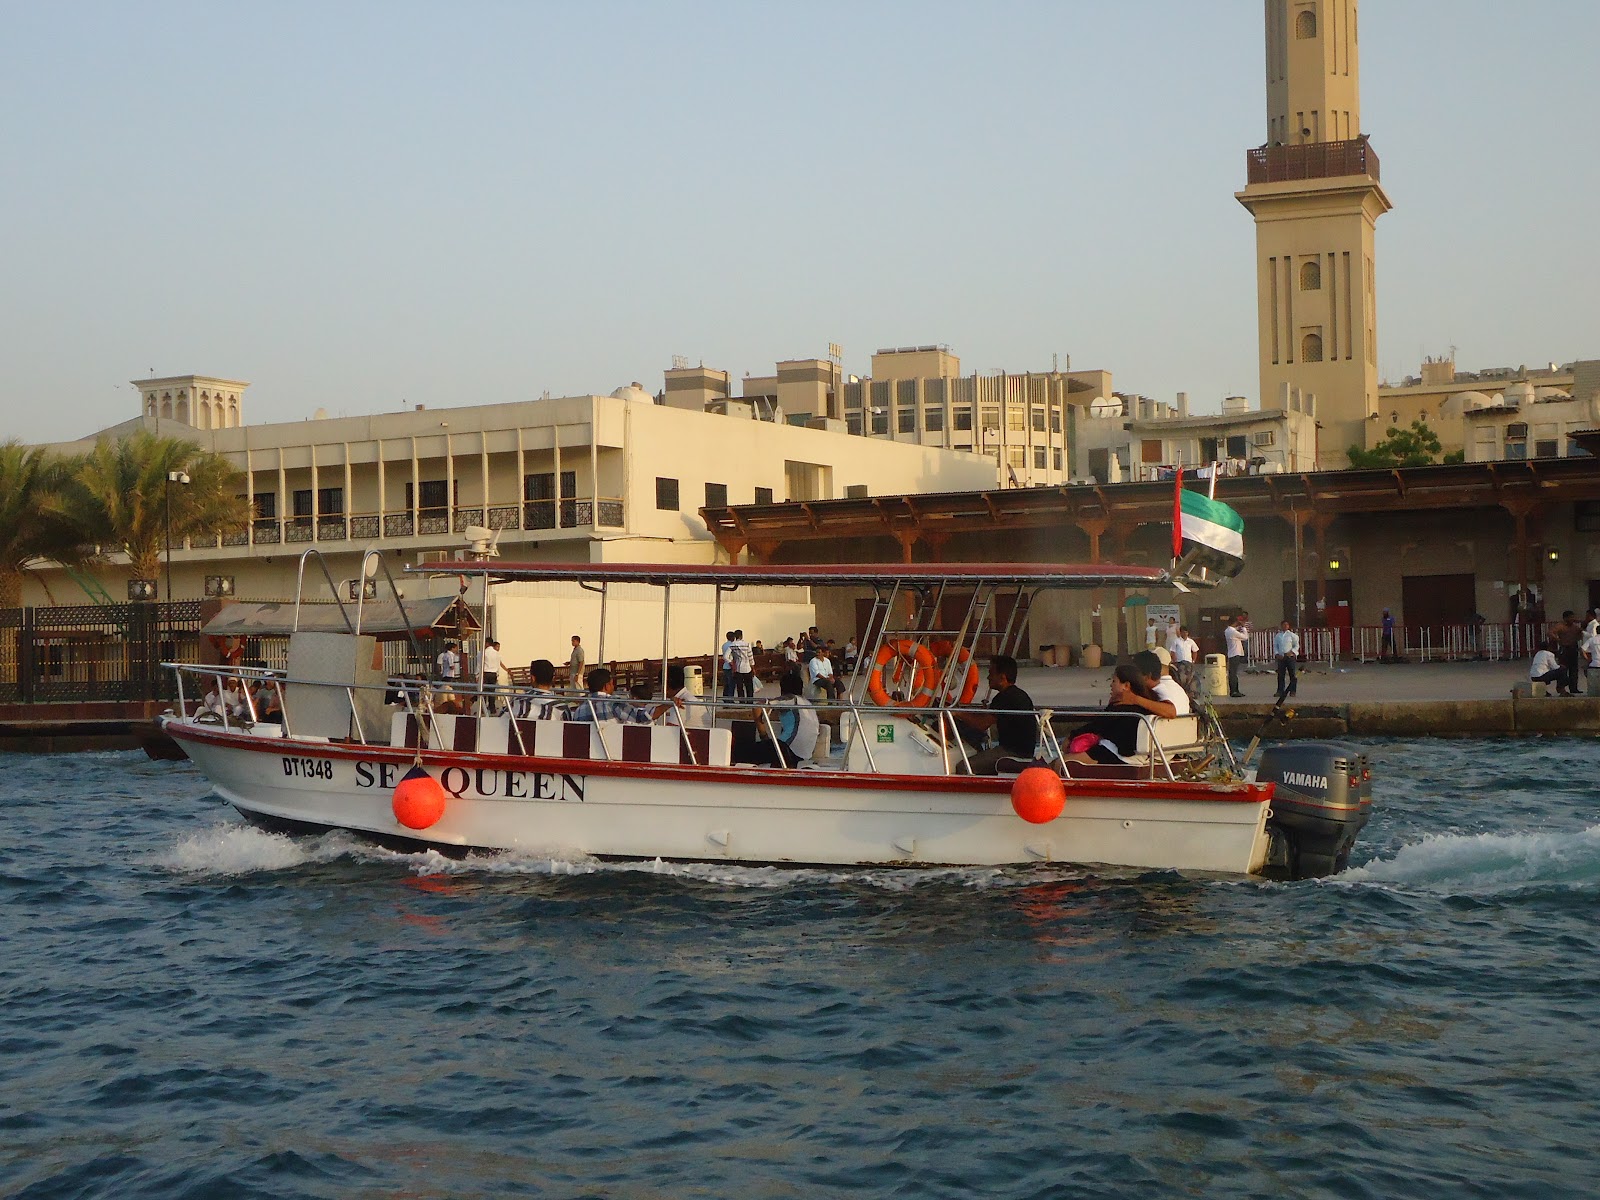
[{"x1": 2, "y1": 741, "x2": 1596, "y2": 1199}]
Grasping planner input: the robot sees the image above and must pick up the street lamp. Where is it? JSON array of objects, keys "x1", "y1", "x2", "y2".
[{"x1": 164, "y1": 469, "x2": 190, "y2": 603}]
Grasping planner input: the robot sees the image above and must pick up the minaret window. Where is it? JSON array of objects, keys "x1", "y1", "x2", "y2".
[
  {"x1": 1302, "y1": 332, "x2": 1324, "y2": 363},
  {"x1": 1295, "y1": 8, "x2": 1317, "y2": 39},
  {"x1": 1300, "y1": 260, "x2": 1322, "y2": 291}
]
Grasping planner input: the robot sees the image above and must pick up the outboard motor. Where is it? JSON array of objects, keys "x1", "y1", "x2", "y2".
[{"x1": 1256, "y1": 744, "x2": 1368, "y2": 880}]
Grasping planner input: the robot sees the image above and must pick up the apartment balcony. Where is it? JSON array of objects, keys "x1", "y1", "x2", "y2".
[
  {"x1": 182, "y1": 498, "x2": 626, "y2": 555},
  {"x1": 1245, "y1": 136, "x2": 1379, "y2": 185}
]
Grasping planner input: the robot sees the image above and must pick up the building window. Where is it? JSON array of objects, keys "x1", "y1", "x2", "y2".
[
  {"x1": 1296, "y1": 8, "x2": 1316, "y2": 38},
  {"x1": 655, "y1": 477, "x2": 679, "y2": 510},
  {"x1": 1226, "y1": 435, "x2": 1249, "y2": 459},
  {"x1": 1535, "y1": 440, "x2": 1560, "y2": 459},
  {"x1": 1034, "y1": 446, "x2": 1047, "y2": 470},
  {"x1": 846, "y1": 412, "x2": 863, "y2": 436},
  {"x1": 1575, "y1": 500, "x2": 1600, "y2": 532},
  {"x1": 954, "y1": 408, "x2": 973, "y2": 431},
  {"x1": 1300, "y1": 260, "x2": 1321, "y2": 290},
  {"x1": 1049, "y1": 403, "x2": 1062, "y2": 434},
  {"x1": 897, "y1": 408, "x2": 916, "y2": 434},
  {"x1": 1007, "y1": 408, "x2": 1026, "y2": 433},
  {"x1": 1031, "y1": 408, "x2": 1046, "y2": 433},
  {"x1": 704, "y1": 482, "x2": 728, "y2": 509},
  {"x1": 754, "y1": 486, "x2": 773, "y2": 505},
  {"x1": 1007, "y1": 447, "x2": 1026, "y2": 468},
  {"x1": 1302, "y1": 332, "x2": 1324, "y2": 362},
  {"x1": 1052, "y1": 447, "x2": 1062, "y2": 470},
  {"x1": 317, "y1": 487, "x2": 344, "y2": 516},
  {"x1": 924, "y1": 406, "x2": 944, "y2": 433},
  {"x1": 1141, "y1": 439, "x2": 1163, "y2": 464},
  {"x1": 1505, "y1": 442, "x2": 1527, "y2": 460},
  {"x1": 408, "y1": 479, "x2": 455, "y2": 511},
  {"x1": 871, "y1": 408, "x2": 889, "y2": 435},
  {"x1": 252, "y1": 492, "x2": 276, "y2": 519},
  {"x1": 292, "y1": 489, "x2": 313, "y2": 524}
]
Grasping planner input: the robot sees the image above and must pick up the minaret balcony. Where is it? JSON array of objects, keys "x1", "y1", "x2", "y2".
[{"x1": 1246, "y1": 136, "x2": 1379, "y2": 185}]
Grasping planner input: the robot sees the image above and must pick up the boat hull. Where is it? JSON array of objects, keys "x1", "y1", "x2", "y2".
[{"x1": 167, "y1": 721, "x2": 1273, "y2": 874}]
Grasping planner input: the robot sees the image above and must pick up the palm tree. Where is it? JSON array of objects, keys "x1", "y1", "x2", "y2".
[
  {"x1": 0, "y1": 441, "x2": 92, "y2": 608},
  {"x1": 68, "y1": 432, "x2": 250, "y2": 590}
]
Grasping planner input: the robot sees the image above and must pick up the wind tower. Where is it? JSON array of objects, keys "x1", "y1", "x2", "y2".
[{"x1": 1236, "y1": 1, "x2": 1391, "y2": 469}]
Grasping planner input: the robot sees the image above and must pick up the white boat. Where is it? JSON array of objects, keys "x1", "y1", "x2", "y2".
[{"x1": 161, "y1": 552, "x2": 1371, "y2": 879}]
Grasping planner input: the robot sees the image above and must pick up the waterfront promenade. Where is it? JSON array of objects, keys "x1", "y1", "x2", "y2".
[{"x1": 1020, "y1": 658, "x2": 1598, "y2": 738}]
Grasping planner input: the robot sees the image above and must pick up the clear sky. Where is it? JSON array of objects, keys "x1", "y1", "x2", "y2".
[{"x1": 2, "y1": 1, "x2": 1595, "y2": 442}]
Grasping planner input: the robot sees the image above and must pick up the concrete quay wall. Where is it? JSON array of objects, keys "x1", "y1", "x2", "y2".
[{"x1": 1216, "y1": 697, "x2": 1600, "y2": 739}]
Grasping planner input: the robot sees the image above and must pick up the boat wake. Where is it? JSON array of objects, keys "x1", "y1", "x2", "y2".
[
  {"x1": 148, "y1": 820, "x2": 1094, "y2": 891},
  {"x1": 1342, "y1": 823, "x2": 1600, "y2": 893}
]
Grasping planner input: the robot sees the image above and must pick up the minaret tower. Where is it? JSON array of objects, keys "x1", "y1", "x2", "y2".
[{"x1": 1236, "y1": 0, "x2": 1391, "y2": 469}]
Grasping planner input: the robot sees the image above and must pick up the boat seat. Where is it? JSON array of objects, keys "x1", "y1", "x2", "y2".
[
  {"x1": 1063, "y1": 762, "x2": 1146, "y2": 780},
  {"x1": 1133, "y1": 715, "x2": 1202, "y2": 755},
  {"x1": 389, "y1": 711, "x2": 731, "y2": 766}
]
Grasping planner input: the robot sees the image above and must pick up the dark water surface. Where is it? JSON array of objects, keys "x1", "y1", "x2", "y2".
[{"x1": 1, "y1": 741, "x2": 1596, "y2": 1199}]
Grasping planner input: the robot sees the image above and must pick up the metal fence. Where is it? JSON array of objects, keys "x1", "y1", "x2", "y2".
[{"x1": 0, "y1": 601, "x2": 208, "y2": 703}]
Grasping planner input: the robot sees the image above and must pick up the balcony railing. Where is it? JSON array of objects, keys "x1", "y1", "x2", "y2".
[
  {"x1": 172, "y1": 498, "x2": 626, "y2": 552},
  {"x1": 1245, "y1": 136, "x2": 1379, "y2": 185}
]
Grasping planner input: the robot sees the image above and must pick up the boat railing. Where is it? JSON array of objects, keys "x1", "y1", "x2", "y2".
[{"x1": 165, "y1": 662, "x2": 1218, "y2": 782}]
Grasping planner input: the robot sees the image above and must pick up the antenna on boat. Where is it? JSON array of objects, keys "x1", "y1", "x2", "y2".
[{"x1": 463, "y1": 525, "x2": 501, "y2": 561}]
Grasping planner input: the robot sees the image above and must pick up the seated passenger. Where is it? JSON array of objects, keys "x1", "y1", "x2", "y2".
[
  {"x1": 254, "y1": 678, "x2": 285, "y2": 724},
  {"x1": 954, "y1": 655, "x2": 1039, "y2": 775},
  {"x1": 572, "y1": 667, "x2": 654, "y2": 725},
  {"x1": 1063, "y1": 665, "x2": 1157, "y2": 765},
  {"x1": 747, "y1": 669, "x2": 819, "y2": 768},
  {"x1": 1132, "y1": 649, "x2": 1191, "y2": 717},
  {"x1": 516, "y1": 658, "x2": 564, "y2": 719}
]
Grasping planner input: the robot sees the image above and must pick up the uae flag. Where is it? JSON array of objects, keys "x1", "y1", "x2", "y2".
[{"x1": 1172, "y1": 470, "x2": 1245, "y2": 576}]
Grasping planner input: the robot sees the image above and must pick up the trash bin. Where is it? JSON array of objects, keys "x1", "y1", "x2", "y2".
[
  {"x1": 684, "y1": 664, "x2": 704, "y2": 697},
  {"x1": 1203, "y1": 653, "x2": 1227, "y2": 696},
  {"x1": 1039, "y1": 644, "x2": 1057, "y2": 667},
  {"x1": 1080, "y1": 644, "x2": 1102, "y2": 669}
]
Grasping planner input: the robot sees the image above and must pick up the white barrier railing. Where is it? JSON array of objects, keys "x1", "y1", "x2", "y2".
[{"x1": 1353, "y1": 621, "x2": 1549, "y2": 663}]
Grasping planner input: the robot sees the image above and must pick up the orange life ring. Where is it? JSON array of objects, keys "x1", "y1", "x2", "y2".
[
  {"x1": 930, "y1": 640, "x2": 981, "y2": 706},
  {"x1": 866, "y1": 640, "x2": 939, "y2": 707}
]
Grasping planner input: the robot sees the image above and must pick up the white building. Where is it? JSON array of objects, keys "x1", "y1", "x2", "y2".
[{"x1": 30, "y1": 375, "x2": 997, "y2": 614}]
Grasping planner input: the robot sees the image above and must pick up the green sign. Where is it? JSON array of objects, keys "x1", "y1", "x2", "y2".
[{"x1": 876, "y1": 724, "x2": 896, "y2": 744}]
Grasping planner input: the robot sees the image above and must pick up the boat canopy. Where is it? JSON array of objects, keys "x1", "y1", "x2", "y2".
[
  {"x1": 406, "y1": 560, "x2": 1171, "y2": 590},
  {"x1": 201, "y1": 594, "x2": 481, "y2": 641}
]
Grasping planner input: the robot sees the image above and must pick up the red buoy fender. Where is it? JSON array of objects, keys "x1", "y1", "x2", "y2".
[
  {"x1": 393, "y1": 765, "x2": 447, "y2": 830},
  {"x1": 1011, "y1": 766, "x2": 1066, "y2": 825}
]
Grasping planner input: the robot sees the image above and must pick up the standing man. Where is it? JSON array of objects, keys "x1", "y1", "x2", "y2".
[
  {"x1": 1224, "y1": 615, "x2": 1249, "y2": 698},
  {"x1": 731, "y1": 629, "x2": 755, "y2": 699},
  {"x1": 1144, "y1": 617, "x2": 1159, "y2": 651},
  {"x1": 1273, "y1": 620, "x2": 1301, "y2": 701},
  {"x1": 1169, "y1": 625, "x2": 1200, "y2": 693},
  {"x1": 480, "y1": 637, "x2": 503, "y2": 714},
  {"x1": 568, "y1": 635, "x2": 586, "y2": 690},
  {"x1": 720, "y1": 630, "x2": 738, "y2": 699},
  {"x1": 1554, "y1": 611, "x2": 1583, "y2": 696},
  {"x1": 436, "y1": 640, "x2": 461, "y2": 682},
  {"x1": 1380, "y1": 608, "x2": 1396, "y2": 660}
]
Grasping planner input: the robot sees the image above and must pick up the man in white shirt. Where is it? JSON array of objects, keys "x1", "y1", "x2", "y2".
[
  {"x1": 731, "y1": 629, "x2": 755, "y2": 699},
  {"x1": 1169, "y1": 625, "x2": 1200, "y2": 692},
  {"x1": 479, "y1": 638, "x2": 504, "y2": 714},
  {"x1": 1121, "y1": 652, "x2": 1189, "y2": 722},
  {"x1": 751, "y1": 668, "x2": 819, "y2": 767},
  {"x1": 808, "y1": 646, "x2": 844, "y2": 700},
  {"x1": 436, "y1": 641, "x2": 461, "y2": 682},
  {"x1": 1144, "y1": 618, "x2": 1159, "y2": 651},
  {"x1": 1223, "y1": 618, "x2": 1249, "y2": 698},
  {"x1": 1272, "y1": 620, "x2": 1301, "y2": 700},
  {"x1": 1529, "y1": 643, "x2": 1564, "y2": 693}
]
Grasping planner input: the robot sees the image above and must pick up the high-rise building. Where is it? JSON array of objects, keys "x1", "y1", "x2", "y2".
[{"x1": 1236, "y1": 0, "x2": 1391, "y2": 469}]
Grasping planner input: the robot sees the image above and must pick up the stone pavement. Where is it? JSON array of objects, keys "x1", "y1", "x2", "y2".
[{"x1": 1016, "y1": 658, "x2": 1539, "y2": 707}]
